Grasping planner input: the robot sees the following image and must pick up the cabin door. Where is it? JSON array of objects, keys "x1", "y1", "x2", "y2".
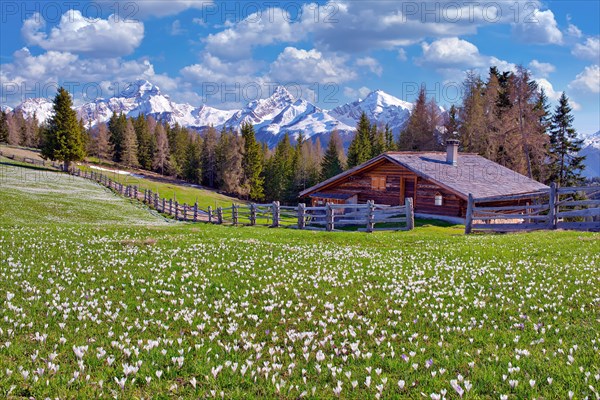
[{"x1": 400, "y1": 177, "x2": 416, "y2": 206}]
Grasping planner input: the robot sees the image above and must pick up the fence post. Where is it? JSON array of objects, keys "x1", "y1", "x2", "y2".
[
  {"x1": 249, "y1": 204, "x2": 256, "y2": 226},
  {"x1": 175, "y1": 201, "x2": 179, "y2": 220},
  {"x1": 208, "y1": 206, "x2": 213, "y2": 223},
  {"x1": 133, "y1": 186, "x2": 138, "y2": 200},
  {"x1": 183, "y1": 204, "x2": 188, "y2": 221},
  {"x1": 169, "y1": 199, "x2": 173, "y2": 215},
  {"x1": 326, "y1": 203, "x2": 334, "y2": 232},
  {"x1": 548, "y1": 183, "x2": 557, "y2": 229},
  {"x1": 405, "y1": 197, "x2": 414, "y2": 230},
  {"x1": 465, "y1": 193, "x2": 474, "y2": 234},
  {"x1": 154, "y1": 193, "x2": 159, "y2": 209},
  {"x1": 217, "y1": 207, "x2": 223, "y2": 224},
  {"x1": 272, "y1": 201, "x2": 280, "y2": 227},
  {"x1": 193, "y1": 203, "x2": 198, "y2": 222},
  {"x1": 162, "y1": 198, "x2": 166, "y2": 213},
  {"x1": 297, "y1": 203, "x2": 306, "y2": 229},
  {"x1": 366, "y1": 200, "x2": 375, "y2": 233},
  {"x1": 232, "y1": 204, "x2": 238, "y2": 225}
]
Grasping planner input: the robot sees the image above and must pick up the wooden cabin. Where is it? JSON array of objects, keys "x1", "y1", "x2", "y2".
[{"x1": 300, "y1": 140, "x2": 549, "y2": 223}]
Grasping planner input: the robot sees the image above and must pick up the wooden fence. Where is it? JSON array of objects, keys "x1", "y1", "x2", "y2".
[
  {"x1": 70, "y1": 168, "x2": 414, "y2": 232},
  {"x1": 466, "y1": 183, "x2": 600, "y2": 233}
]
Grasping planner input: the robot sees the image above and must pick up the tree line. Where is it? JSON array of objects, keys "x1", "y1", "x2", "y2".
[{"x1": 0, "y1": 70, "x2": 586, "y2": 203}]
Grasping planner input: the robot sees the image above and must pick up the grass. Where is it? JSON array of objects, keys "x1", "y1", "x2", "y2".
[
  {"x1": 0, "y1": 165, "x2": 599, "y2": 399},
  {"x1": 76, "y1": 164, "x2": 246, "y2": 210}
]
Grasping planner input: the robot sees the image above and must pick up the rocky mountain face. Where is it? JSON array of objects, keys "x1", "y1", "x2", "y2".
[
  {"x1": 580, "y1": 130, "x2": 600, "y2": 179},
  {"x1": 5, "y1": 80, "x2": 414, "y2": 147}
]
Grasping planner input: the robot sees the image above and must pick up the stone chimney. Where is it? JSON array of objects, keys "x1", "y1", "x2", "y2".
[{"x1": 446, "y1": 139, "x2": 459, "y2": 166}]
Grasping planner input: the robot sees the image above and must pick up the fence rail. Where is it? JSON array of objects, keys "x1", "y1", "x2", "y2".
[
  {"x1": 65, "y1": 167, "x2": 414, "y2": 232},
  {"x1": 466, "y1": 183, "x2": 600, "y2": 233}
]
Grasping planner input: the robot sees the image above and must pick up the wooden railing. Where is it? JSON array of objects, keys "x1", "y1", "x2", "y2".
[
  {"x1": 69, "y1": 168, "x2": 414, "y2": 232},
  {"x1": 466, "y1": 183, "x2": 600, "y2": 233}
]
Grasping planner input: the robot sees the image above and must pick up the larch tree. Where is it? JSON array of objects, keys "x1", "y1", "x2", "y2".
[
  {"x1": 0, "y1": 110, "x2": 9, "y2": 143},
  {"x1": 216, "y1": 129, "x2": 245, "y2": 196},
  {"x1": 548, "y1": 92, "x2": 585, "y2": 187},
  {"x1": 153, "y1": 123, "x2": 170, "y2": 175},
  {"x1": 41, "y1": 87, "x2": 86, "y2": 171},
  {"x1": 398, "y1": 86, "x2": 433, "y2": 151},
  {"x1": 121, "y1": 118, "x2": 139, "y2": 167}
]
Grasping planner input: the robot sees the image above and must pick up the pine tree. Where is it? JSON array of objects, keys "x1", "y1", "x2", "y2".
[
  {"x1": 347, "y1": 112, "x2": 373, "y2": 168},
  {"x1": 108, "y1": 112, "x2": 127, "y2": 162},
  {"x1": 134, "y1": 115, "x2": 155, "y2": 170},
  {"x1": 321, "y1": 131, "x2": 344, "y2": 180},
  {"x1": 201, "y1": 126, "x2": 218, "y2": 188},
  {"x1": 398, "y1": 86, "x2": 436, "y2": 150},
  {"x1": 241, "y1": 122, "x2": 264, "y2": 201},
  {"x1": 548, "y1": 93, "x2": 585, "y2": 187},
  {"x1": 121, "y1": 119, "x2": 139, "y2": 167},
  {"x1": 153, "y1": 123, "x2": 170, "y2": 175},
  {"x1": 95, "y1": 123, "x2": 112, "y2": 160},
  {"x1": 371, "y1": 125, "x2": 386, "y2": 157},
  {"x1": 184, "y1": 135, "x2": 202, "y2": 184},
  {"x1": 458, "y1": 72, "x2": 486, "y2": 155},
  {"x1": 263, "y1": 133, "x2": 294, "y2": 201},
  {"x1": 443, "y1": 105, "x2": 459, "y2": 142},
  {"x1": 384, "y1": 124, "x2": 395, "y2": 151},
  {"x1": 0, "y1": 110, "x2": 8, "y2": 144},
  {"x1": 41, "y1": 87, "x2": 86, "y2": 171}
]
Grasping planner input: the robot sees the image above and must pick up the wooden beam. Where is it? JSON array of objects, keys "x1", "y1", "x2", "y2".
[
  {"x1": 399, "y1": 177, "x2": 405, "y2": 205},
  {"x1": 413, "y1": 176, "x2": 418, "y2": 207}
]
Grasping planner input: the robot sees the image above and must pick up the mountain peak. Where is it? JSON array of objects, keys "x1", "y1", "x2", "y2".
[
  {"x1": 363, "y1": 89, "x2": 412, "y2": 109},
  {"x1": 120, "y1": 79, "x2": 162, "y2": 99},
  {"x1": 270, "y1": 85, "x2": 295, "y2": 102}
]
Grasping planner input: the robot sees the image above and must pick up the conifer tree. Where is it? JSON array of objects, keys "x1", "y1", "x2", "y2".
[
  {"x1": 0, "y1": 110, "x2": 8, "y2": 143},
  {"x1": 201, "y1": 126, "x2": 218, "y2": 187},
  {"x1": 321, "y1": 131, "x2": 344, "y2": 180},
  {"x1": 94, "y1": 123, "x2": 112, "y2": 160},
  {"x1": 41, "y1": 87, "x2": 86, "y2": 171},
  {"x1": 347, "y1": 112, "x2": 373, "y2": 168},
  {"x1": 264, "y1": 133, "x2": 294, "y2": 201},
  {"x1": 108, "y1": 112, "x2": 127, "y2": 162},
  {"x1": 153, "y1": 123, "x2": 170, "y2": 175},
  {"x1": 371, "y1": 125, "x2": 386, "y2": 157},
  {"x1": 121, "y1": 119, "x2": 139, "y2": 167},
  {"x1": 184, "y1": 135, "x2": 202, "y2": 184},
  {"x1": 398, "y1": 86, "x2": 437, "y2": 150},
  {"x1": 134, "y1": 115, "x2": 155, "y2": 170},
  {"x1": 384, "y1": 124, "x2": 395, "y2": 151},
  {"x1": 548, "y1": 93, "x2": 585, "y2": 186},
  {"x1": 241, "y1": 122, "x2": 264, "y2": 200},
  {"x1": 216, "y1": 129, "x2": 244, "y2": 195}
]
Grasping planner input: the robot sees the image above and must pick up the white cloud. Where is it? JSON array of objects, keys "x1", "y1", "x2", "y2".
[
  {"x1": 397, "y1": 49, "x2": 407, "y2": 62},
  {"x1": 0, "y1": 47, "x2": 174, "y2": 106},
  {"x1": 569, "y1": 65, "x2": 600, "y2": 94},
  {"x1": 203, "y1": 8, "x2": 303, "y2": 60},
  {"x1": 356, "y1": 57, "x2": 383, "y2": 76},
  {"x1": 94, "y1": 0, "x2": 211, "y2": 19},
  {"x1": 536, "y1": 78, "x2": 581, "y2": 110},
  {"x1": 21, "y1": 10, "x2": 144, "y2": 57},
  {"x1": 180, "y1": 53, "x2": 262, "y2": 84},
  {"x1": 269, "y1": 47, "x2": 356, "y2": 84},
  {"x1": 418, "y1": 37, "x2": 483, "y2": 67},
  {"x1": 567, "y1": 24, "x2": 583, "y2": 38},
  {"x1": 572, "y1": 37, "x2": 600, "y2": 61},
  {"x1": 192, "y1": 18, "x2": 207, "y2": 27},
  {"x1": 344, "y1": 86, "x2": 371, "y2": 100},
  {"x1": 528, "y1": 60, "x2": 555, "y2": 78},
  {"x1": 512, "y1": 9, "x2": 563, "y2": 45},
  {"x1": 171, "y1": 20, "x2": 185, "y2": 36}
]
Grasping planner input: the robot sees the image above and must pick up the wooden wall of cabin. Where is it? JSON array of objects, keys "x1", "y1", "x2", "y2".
[{"x1": 309, "y1": 159, "x2": 467, "y2": 217}]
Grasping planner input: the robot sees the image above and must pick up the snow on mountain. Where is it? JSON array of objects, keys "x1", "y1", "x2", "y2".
[
  {"x1": 580, "y1": 130, "x2": 600, "y2": 178},
  {"x1": 330, "y1": 89, "x2": 413, "y2": 133},
  {"x1": 0, "y1": 105, "x2": 13, "y2": 113},
  {"x1": 14, "y1": 98, "x2": 55, "y2": 122},
  {"x1": 7, "y1": 80, "x2": 423, "y2": 148}
]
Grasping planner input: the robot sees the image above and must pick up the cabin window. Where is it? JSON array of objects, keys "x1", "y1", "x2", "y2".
[
  {"x1": 371, "y1": 176, "x2": 386, "y2": 191},
  {"x1": 435, "y1": 192, "x2": 443, "y2": 206}
]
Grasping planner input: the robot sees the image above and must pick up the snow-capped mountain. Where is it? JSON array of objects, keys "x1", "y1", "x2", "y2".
[
  {"x1": 0, "y1": 105, "x2": 13, "y2": 113},
  {"x1": 77, "y1": 80, "x2": 235, "y2": 128},
  {"x1": 580, "y1": 130, "x2": 600, "y2": 179},
  {"x1": 330, "y1": 89, "x2": 413, "y2": 133},
  {"x1": 223, "y1": 86, "x2": 354, "y2": 146},
  {"x1": 6, "y1": 80, "x2": 417, "y2": 148},
  {"x1": 14, "y1": 98, "x2": 55, "y2": 122}
]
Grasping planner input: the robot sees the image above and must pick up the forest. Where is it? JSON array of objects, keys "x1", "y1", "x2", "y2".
[{"x1": 0, "y1": 66, "x2": 586, "y2": 203}]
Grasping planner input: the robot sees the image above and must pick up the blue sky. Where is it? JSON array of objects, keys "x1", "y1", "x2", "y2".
[{"x1": 1, "y1": 0, "x2": 598, "y2": 134}]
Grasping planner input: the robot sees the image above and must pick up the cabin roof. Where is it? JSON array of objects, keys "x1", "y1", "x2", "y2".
[
  {"x1": 309, "y1": 192, "x2": 356, "y2": 200},
  {"x1": 300, "y1": 151, "x2": 549, "y2": 200}
]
